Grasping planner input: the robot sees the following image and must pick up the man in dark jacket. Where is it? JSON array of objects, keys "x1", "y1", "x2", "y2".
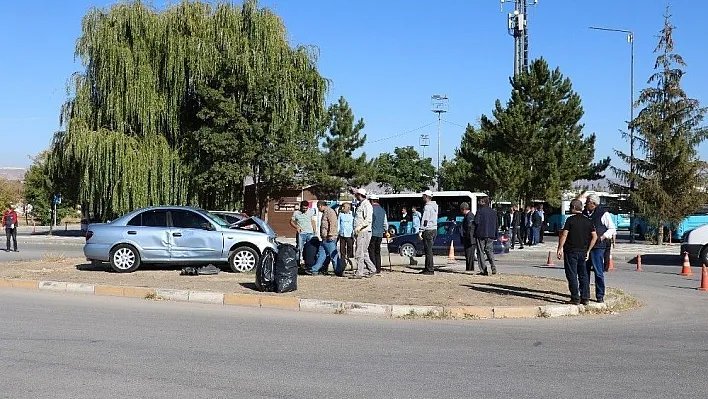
[
  {"x1": 368, "y1": 195, "x2": 388, "y2": 274},
  {"x1": 474, "y1": 197, "x2": 498, "y2": 275},
  {"x1": 510, "y1": 206, "x2": 523, "y2": 249},
  {"x1": 460, "y1": 202, "x2": 475, "y2": 272},
  {"x1": 531, "y1": 205, "x2": 542, "y2": 246}
]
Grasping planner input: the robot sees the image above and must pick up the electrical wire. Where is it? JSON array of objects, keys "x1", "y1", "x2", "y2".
[{"x1": 367, "y1": 121, "x2": 437, "y2": 144}]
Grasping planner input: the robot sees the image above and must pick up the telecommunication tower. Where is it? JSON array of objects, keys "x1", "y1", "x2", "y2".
[{"x1": 501, "y1": 0, "x2": 538, "y2": 76}]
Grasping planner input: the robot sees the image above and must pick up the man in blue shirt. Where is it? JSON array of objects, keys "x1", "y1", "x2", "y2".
[
  {"x1": 474, "y1": 196, "x2": 498, "y2": 276},
  {"x1": 338, "y1": 202, "x2": 355, "y2": 271},
  {"x1": 411, "y1": 206, "x2": 422, "y2": 234}
]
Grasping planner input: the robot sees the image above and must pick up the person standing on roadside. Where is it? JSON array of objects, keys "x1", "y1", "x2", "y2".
[
  {"x1": 310, "y1": 201, "x2": 340, "y2": 276},
  {"x1": 351, "y1": 188, "x2": 377, "y2": 279},
  {"x1": 583, "y1": 193, "x2": 617, "y2": 303},
  {"x1": 531, "y1": 205, "x2": 542, "y2": 246},
  {"x1": 338, "y1": 202, "x2": 355, "y2": 271},
  {"x1": 411, "y1": 206, "x2": 422, "y2": 234},
  {"x1": 3, "y1": 205, "x2": 19, "y2": 252},
  {"x1": 474, "y1": 197, "x2": 498, "y2": 276},
  {"x1": 368, "y1": 195, "x2": 388, "y2": 274},
  {"x1": 289, "y1": 201, "x2": 317, "y2": 266},
  {"x1": 510, "y1": 206, "x2": 524, "y2": 249},
  {"x1": 460, "y1": 202, "x2": 476, "y2": 272},
  {"x1": 419, "y1": 190, "x2": 438, "y2": 275},
  {"x1": 557, "y1": 199, "x2": 597, "y2": 305}
]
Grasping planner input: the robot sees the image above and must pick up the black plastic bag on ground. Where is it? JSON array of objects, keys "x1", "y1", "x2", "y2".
[
  {"x1": 275, "y1": 243, "x2": 298, "y2": 293},
  {"x1": 255, "y1": 248, "x2": 276, "y2": 292}
]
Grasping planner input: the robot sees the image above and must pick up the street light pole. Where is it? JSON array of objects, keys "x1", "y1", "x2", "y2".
[
  {"x1": 431, "y1": 95, "x2": 449, "y2": 190},
  {"x1": 589, "y1": 26, "x2": 636, "y2": 243}
]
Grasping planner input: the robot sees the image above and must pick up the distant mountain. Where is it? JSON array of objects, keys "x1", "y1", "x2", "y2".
[{"x1": 0, "y1": 167, "x2": 27, "y2": 181}]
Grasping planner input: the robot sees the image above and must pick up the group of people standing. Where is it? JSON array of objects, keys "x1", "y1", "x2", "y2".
[
  {"x1": 459, "y1": 196, "x2": 499, "y2": 276},
  {"x1": 556, "y1": 193, "x2": 616, "y2": 305},
  {"x1": 502, "y1": 204, "x2": 546, "y2": 249},
  {"x1": 289, "y1": 189, "x2": 389, "y2": 279}
]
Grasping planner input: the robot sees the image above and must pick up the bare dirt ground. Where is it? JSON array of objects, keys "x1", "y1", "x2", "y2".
[{"x1": 0, "y1": 256, "x2": 577, "y2": 307}]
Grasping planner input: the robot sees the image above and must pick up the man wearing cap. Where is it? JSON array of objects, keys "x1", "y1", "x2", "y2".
[
  {"x1": 351, "y1": 188, "x2": 377, "y2": 278},
  {"x1": 583, "y1": 193, "x2": 617, "y2": 303},
  {"x1": 419, "y1": 190, "x2": 438, "y2": 275}
]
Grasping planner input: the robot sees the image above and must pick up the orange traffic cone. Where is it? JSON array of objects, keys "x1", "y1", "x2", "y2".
[
  {"x1": 635, "y1": 254, "x2": 643, "y2": 271},
  {"x1": 680, "y1": 252, "x2": 693, "y2": 276},
  {"x1": 545, "y1": 251, "x2": 555, "y2": 267},
  {"x1": 447, "y1": 241, "x2": 456, "y2": 264},
  {"x1": 699, "y1": 265, "x2": 708, "y2": 291},
  {"x1": 607, "y1": 252, "x2": 616, "y2": 271}
]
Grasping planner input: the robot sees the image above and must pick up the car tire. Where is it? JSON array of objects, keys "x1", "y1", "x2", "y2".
[
  {"x1": 399, "y1": 243, "x2": 416, "y2": 258},
  {"x1": 109, "y1": 244, "x2": 141, "y2": 273},
  {"x1": 229, "y1": 246, "x2": 260, "y2": 273},
  {"x1": 699, "y1": 246, "x2": 708, "y2": 266}
]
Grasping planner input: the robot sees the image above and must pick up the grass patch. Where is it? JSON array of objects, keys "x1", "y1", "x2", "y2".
[
  {"x1": 144, "y1": 292, "x2": 164, "y2": 301},
  {"x1": 398, "y1": 309, "x2": 445, "y2": 320}
]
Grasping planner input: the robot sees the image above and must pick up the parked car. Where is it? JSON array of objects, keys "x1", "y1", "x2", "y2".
[
  {"x1": 680, "y1": 224, "x2": 708, "y2": 264},
  {"x1": 387, "y1": 221, "x2": 509, "y2": 258},
  {"x1": 84, "y1": 206, "x2": 278, "y2": 273}
]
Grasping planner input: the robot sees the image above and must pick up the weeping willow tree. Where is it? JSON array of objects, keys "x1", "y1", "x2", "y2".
[{"x1": 51, "y1": 0, "x2": 328, "y2": 220}]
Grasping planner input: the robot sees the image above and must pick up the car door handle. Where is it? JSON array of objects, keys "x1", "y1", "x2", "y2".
[
  {"x1": 172, "y1": 232, "x2": 182, "y2": 237},
  {"x1": 127, "y1": 231, "x2": 137, "y2": 235}
]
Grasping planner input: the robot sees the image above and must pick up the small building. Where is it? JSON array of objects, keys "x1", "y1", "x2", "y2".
[{"x1": 244, "y1": 184, "x2": 356, "y2": 238}]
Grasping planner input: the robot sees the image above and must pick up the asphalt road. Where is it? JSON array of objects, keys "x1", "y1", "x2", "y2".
[{"x1": 2, "y1": 245, "x2": 708, "y2": 397}]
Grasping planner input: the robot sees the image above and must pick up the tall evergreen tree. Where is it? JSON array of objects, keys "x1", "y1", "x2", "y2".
[
  {"x1": 374, "y1": 147, "x2": 435, "y2": 193},
  {"x1": 613, "y1": 8, "x2": 707, "y2": 244},
  {"x1": 318, "y1": 96, "x2": 372, "y2": 194},
  {"x1": 452, "y1": 58, "x2": 609, "y2": 206}
]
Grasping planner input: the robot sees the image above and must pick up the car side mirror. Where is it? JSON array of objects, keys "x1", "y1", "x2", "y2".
[{"x1": 202, "y1": 223, "x2": 214, "y2": 231}]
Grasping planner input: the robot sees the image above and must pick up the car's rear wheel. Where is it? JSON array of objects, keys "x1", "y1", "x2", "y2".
[
  {"x1": 400, "y1": 243, "x2": 416, "y2": 258},
  {"x1": 229, "y1": 246, "x2": 259, "y2": 273},
  {"x1": 109, "y1": 244, "x2": 141, "y2": 273}
]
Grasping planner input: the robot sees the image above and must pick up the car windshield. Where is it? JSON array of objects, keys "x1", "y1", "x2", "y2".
[{"x1": 201, "y1": 210, "x2": 231, "y2": 228}]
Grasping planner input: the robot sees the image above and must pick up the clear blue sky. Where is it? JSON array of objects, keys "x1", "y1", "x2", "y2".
[{"x1": 1, "y1": 0, "x2": 706, "y2": 172}]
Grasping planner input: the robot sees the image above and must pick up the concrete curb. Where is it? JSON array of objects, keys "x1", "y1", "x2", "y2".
[{"x1": 0, "y1": 278, "x2": 631, "y2": 320}]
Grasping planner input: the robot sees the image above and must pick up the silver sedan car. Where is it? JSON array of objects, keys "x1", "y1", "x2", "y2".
[{"x1": 84, "y1": 206, "x2": 278, "y2": 273}]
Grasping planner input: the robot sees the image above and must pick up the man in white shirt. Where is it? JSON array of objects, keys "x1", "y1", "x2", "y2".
[{"x1": 351, "y1": 188, "x2": 377, "y2": 279}]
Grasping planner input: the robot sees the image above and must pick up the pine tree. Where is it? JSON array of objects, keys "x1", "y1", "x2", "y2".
[
  {"x1": 613, "y1": 7, "x2": 708, "y2": 244},
  {"x1": 319, "y1": 96, "x2": 372, "y2": 194},
  {"x1": 452, "y1": 58, "x2": 609, "y2": 206}
]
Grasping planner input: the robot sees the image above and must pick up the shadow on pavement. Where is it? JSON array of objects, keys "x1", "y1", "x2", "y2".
[
  {"x1": 31, "y1": 230, "x2": 85, "y2": 237},
  {"x1": 464, "y1": 283, "x2": 568, "y2": 304},
  {"x1": 629, "y1": 254, "x2": 682, "y2": 266}
]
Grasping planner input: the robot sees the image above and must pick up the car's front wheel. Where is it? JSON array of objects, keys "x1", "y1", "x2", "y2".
[
  {"x1": 399, "y1": 243, "x2": 416, "y2": 258},
  {"x1": 109, "y1": 244, "x2": 141, "y2": 273},
  {"x1": 229, "y1": 246, "x2": 259, "y2": 273}
]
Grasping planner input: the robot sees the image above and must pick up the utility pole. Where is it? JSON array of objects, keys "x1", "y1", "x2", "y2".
[
  {"x1": 502, "y1": 0, "x2": 537, "y2": 76},
  {"x1": 431, "y1": 95, "x2": 449, "y2": 190},
  {"x1": 589, "y1": 26, "x2": 635, "y2": 243},
  {"x1": 419, "y1": 134, "x2": 430, "y2": 159}
]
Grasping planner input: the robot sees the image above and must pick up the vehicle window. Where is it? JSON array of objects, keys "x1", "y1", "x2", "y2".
[
  {"x1": 128, "y1": 210, "x2": 168, "y2": 227},
  {"x1": 171, "y1": 210, "x2": 211, "y2": 230},
  {"x1": 437, "y1": 224, "x2": 451, "y2": 235}
]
